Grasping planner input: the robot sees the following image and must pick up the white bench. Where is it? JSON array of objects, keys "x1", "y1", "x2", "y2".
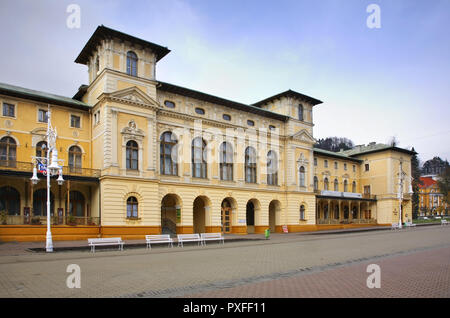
[
  {"x1": 177, "y1": 234, "x2": 202, "y2": 247},
  {"x1": 88, "y1": 237, "x2": 124, "y2": 253},
  {"x1": 145, "y1": 234, "x2": 173, "y2": 249},
  {"x1": 201, "y1": 233, "x2": 224, "y2": 245},
  {"x1": 442, "y1": 220, "x2": 449, "y2": 226},
  {"x1": 391, "y1": 223, "x2": 400, "y2": 230},
  {"x1": 404, "y1": 222, "x2": 416, "y2": 228}
]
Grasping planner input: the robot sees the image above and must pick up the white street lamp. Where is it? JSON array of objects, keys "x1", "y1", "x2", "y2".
[{"x1": 30, "y1": 106, "x2": 64, "y2": 252}]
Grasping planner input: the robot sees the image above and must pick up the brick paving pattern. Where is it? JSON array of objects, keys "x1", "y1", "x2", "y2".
[
  {"x1": 0, "y1": 225, "x2": 449, "y2": 298},
  {"x1": 183, "y1": 246, "x2": 450, "y2": 298}
]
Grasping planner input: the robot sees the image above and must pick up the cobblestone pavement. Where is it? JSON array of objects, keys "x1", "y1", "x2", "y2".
[{"x1": 0, "y1": 225, "x2": 449, "y2": 298}]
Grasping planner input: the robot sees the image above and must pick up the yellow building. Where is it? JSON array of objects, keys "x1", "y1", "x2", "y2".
[{"x1": 0, "y1": 25, "x2": 415, "y2": 241}]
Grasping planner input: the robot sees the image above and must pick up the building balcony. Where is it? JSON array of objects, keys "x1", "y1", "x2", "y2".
[
  {"x1": 315, "y1": 190, "x2": 377, "y2": 201},
  {"x1": 317, "y1": 218, "x2": 376, "y2": 225},
  {"x1": 0, "y1": 161, "x2": 101, "y2": 179}
]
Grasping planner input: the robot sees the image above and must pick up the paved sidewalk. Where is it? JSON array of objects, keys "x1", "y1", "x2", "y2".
[
  {"x1": 0, "y1": 225, "x2": 448, "y2": 298},
  {"x1": 183, "y1": 245, "x2": 450, "y2": 298}
]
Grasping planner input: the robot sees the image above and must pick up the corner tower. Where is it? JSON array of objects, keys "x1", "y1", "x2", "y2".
[{"x1": 74, "y1": 25, "x2": 170, "y2": 105}]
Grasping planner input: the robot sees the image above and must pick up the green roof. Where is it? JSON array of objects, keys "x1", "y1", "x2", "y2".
[
  {"x1": 0, "y1": 82, "x2": 91, "y2": 110},
  {"x1": 340, "y1": 143, "x2": 416, "y2": 157},
  {"x1": 313, "y1": 147, "x2": 362, "y2": 163}
]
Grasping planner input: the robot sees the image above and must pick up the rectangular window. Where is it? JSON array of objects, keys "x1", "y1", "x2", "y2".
[
  {"x1": 314, "y1": 158, "x2": 317, "y2": 166},
  {"x1": 334, "y1": 162, "x2": 338, "y2": 169},
  {"x1": 344, "y1": 163, "x2": 347, "y2": 170},
  {"x1": 365, "y1": 163, "x2": 370, "y2": 171},
  {"x1": 38, "y1": 109, "x2": 48, "y2": 123},
  {"x1": 2, "y1": 102, "x2": 15, "y2": 117},
  {"x1": 71, "y1": 115, "x2": 81, "y2": 128},
  {"x1": 353, "y1": 165, "x2": 356, "y2": 172},
  {"x1": 324, "y1": 160, "x2": 328, "y2": 168},
  {"x1": 364, "y1": 186, "x2": 371, "y2": 195}
]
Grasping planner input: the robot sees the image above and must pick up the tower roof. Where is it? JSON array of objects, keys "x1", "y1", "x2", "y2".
[{"x1": 75, "y1": 25, "x2": 171, "y2": 65}]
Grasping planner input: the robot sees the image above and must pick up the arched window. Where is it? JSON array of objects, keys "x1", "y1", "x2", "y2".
[
  {"x1": 267, "y1": 151, "x2": 278, "y2": 185},
  {"x1": 344, "y1": 180, "x2": 348, "y2": 192},
  {"x1": 126, "y1": 51, "x2": 138, "y2": 77},
  {"x1": 300, "y1": 205, "x2": 306, "y2": 220},
  {"x1": 0, "y1": 186, "x2": 20, "y2": 216},
  {"x1": 245, "y1": 146, "x2": 257, "y2": 183},
  {"x1": 314, "y1": 176, "x2": 319, "y2": 191},
  {"x1": 334, "y1": 178, "x2": 339, "y2": 191},
  {"x1": 220, "y1": 142, "x2": 233, "y2": 181},
  {"x1": 352, "y1": 181, "x2": 357, "y2": 193},
  {"x1": 299, "y1": 166, "x2": 306, "y2": 187},
  {"x1": 69, "y1": 146, "x2": 82, "y2": 172},
  {"x1": 126, "y1": 140, "x2": 138, "y2": 170},
  {"x1": 126, "y1": 196, "x2": 138, "y2": 218},
  {"x1": 298, "y1": 104, "x2": 304, "y2": 121},
  {"x1": 324, "y1": 177, "x2": 329, "y2": 190},
  {"x1": 160, "y1": 132, "x2": 178, "y2": 175},
  {"x1": 95, "y1": 56, "x2": 100, "y2": 75},
  {"x1": 192, "y1": 137, "x2": 207, "y2": 178},
  {"x1": 195, "y1": 108, "x2": 205, "y2": 115},
  {"x1": 0, "y1": 136, "x2": 16, "y2": 167},
  {"x1": 66, "y1": 191, "x2": 85, "y2": 217},
  {"x1": 36, "y1": 141, "x2": 48, "y2": 158},
  {"x1": 33, "y1": 188, "x2": 54, "y2": 216}
]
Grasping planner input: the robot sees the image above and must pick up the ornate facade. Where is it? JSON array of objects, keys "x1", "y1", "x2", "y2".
[{"x1": 0, "y1": 26, "x2": 415, "y2": 241}]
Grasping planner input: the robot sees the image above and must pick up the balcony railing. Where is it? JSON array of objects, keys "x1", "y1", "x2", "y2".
[
  {"x1": 2, "y1": 215, "x2": 100, "y2": 226},
  {"x1": 317, "y1": 218, "x2": 376, "y2": 225},
  {"x1": 0, "y1": 161, "x2": 101, "y2": 178}
]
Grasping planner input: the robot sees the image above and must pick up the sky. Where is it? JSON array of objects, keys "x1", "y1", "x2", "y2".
[{"x1": 0, "y1": 0, "x2": 448, "y2": 165}]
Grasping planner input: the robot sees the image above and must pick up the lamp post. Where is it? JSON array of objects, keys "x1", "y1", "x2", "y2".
[
  {"x1": 397, "y1": 158, "x2": 414, "y2": 229},
  {"x1": 30, "y1": 106, "x2": 64, "y2": 252}
]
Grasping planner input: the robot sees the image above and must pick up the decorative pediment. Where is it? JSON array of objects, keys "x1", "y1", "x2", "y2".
[
  {"x1": 291, "y1": 129, "x2": 316, "y2": 144},
  {"x1": 297, "y1": 153, "x2": 309, "y2": 166},
  {"x1": 121, "y1": 119, "x2": 145, "y2": 142},
  {"x1": 101, "y1": 86, "x2": 159, "y2": 109}
]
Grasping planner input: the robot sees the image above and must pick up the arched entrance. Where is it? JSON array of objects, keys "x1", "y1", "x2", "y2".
[
  {"x1": 0, "y1": 186, "x2": 20, "y2": 216},
  {"x1": 66, "y1": 191, "x2": 85, "y2": 217},
  {"x1": 33, "y1": 188, "x2": 54, "y2": 216},
  {"x1": 193, "y1": 196, "x2": 210, "y2": 234},
  {"x1": 246, "y1": 201, "x2": 255, "y2": 233},
  {"x1": 221, "y1": 198, "x2": 235, "y2": 234},
  {"x1": 246, "y1": 199, "x2": 261, "y2": 234},
  {"x1": 268, "y1": 200, "x2": 281, "y2": 233},
  {"x1": 161, "y1": 194, "x2": 181, "y2": 235}
]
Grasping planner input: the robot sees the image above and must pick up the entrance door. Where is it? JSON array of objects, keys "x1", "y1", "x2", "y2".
[{"x1": 221, "y1": 207, "x2": 232, "y2": 234}]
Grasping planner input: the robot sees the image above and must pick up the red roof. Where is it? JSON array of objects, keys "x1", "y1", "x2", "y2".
[{"x1": 419, "y1": 177, "x2": 437, "y2": 188}]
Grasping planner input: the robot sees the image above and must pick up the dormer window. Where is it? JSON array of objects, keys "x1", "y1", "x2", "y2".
[
  {"x1": 247, "y1": 120, "x2": 255, "y2": 127},
  {"x1": 126, "y1": 51, "x2": 138, "y2": 77}
]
